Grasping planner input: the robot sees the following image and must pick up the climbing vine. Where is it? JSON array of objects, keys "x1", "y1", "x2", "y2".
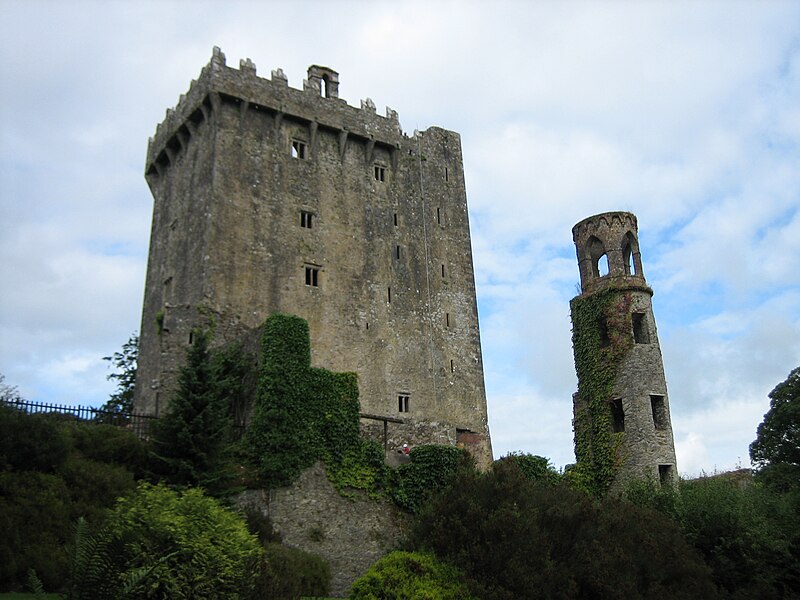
[
  {"x1": 242, "y1": 314, "x2": 381, "y2": 493},
  {"x1": 569, "y1": 287, "x2": 633, "y2": 496}
]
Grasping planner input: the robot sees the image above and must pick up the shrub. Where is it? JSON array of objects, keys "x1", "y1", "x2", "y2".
[
  {"x1": 249, "y1": 543, "x2": 330, "y2": 600},
  {"x1": 101, "y1": 482, "x2": 262, "y2": 599},
  {"x1": 391, "y1": 445, "x2": 471, "y2": 513},
  {"x1": 350, "y1": 551, "x2": 475, "y2": 600}
]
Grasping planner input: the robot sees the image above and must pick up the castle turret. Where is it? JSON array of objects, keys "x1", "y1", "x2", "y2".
[{"x1": 570, "y1": 211, "x2": 677, "y2": 492}]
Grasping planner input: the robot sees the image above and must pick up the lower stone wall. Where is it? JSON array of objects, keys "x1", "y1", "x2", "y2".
[{"x1": 237, "y1": 462, "x2": 406, "y2": 598}]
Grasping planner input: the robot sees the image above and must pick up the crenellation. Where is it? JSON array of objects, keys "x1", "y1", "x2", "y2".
[{"x1": 239, "y1": 57, "x2": 256, "y2": 75}]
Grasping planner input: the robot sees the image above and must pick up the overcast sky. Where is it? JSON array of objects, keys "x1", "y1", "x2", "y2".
[{"x1": 1, "y1": 0, "x2": 798, "y2": 476}]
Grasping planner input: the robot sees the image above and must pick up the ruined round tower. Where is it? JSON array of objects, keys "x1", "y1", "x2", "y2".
[{"x1": 570, "y1": 211, "x2": 678, "y2": 492}]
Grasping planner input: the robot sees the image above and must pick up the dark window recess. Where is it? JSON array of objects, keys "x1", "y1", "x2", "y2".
[
  {"x1": 436, "y1": 207, "x2": 442, "y2": 224},
  {"x1": 366, "y1": 322, "x2": 369, "y2": 330},
  {"x1": 445, "y1": 167, "x2": 449, "y2": 182},
  {"x1": 598, "y1": 316, "x2": 610, "y2": 347},
  {"x1": 188, "y1": 331, "x2": 194, "y2": 345},
  {"x1": 651, "y1": 395, "x2": 667, "y2": 430},
  {"x1": 441, "y1": 264, "x2": 446, "y2": 278},
  {"x1": 374, "y1": 165, "x2": 386, "y2": 182},
  {"x1": 291, "y1": 140, "x2": 307, "y2": 159},
  {"x1": 445, "y1": 313, "x2": 450, "y2": 327},
  {"x1": 393, "y1": 212, "x2": 398, "y2": 227},
  {"x1": 398, "y1": 394, "x2": 410, "y2": 413},
  {"x1": 300, "y1": 211, "x2": 314, "y2": 229},
  {"x1": 387, "y1": 286, "x2": 392, "y2": 303},
  {"x1": 450, "y1": 360, "x2": 455, "y2": 373},
  {"x1": 632, "y1": 312, "x2": 650, "y2": 344},
  {"x1": 659, "y1": 464, "x2": 673, "y2": 486},
  {"x1": 610, "y1": 398, "x2": 625, "y2": 433},
  {"x1": 304, "y1": 266, "x2": 319, "y2": 287},
  {"x1": 395, "y1": 245, "x2": 401, "y2": 260}
]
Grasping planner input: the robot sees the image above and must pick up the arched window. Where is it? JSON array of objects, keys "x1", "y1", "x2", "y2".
[
  {"x1": 320, "y1": 76, "x2": 328, "y2": 98},
  {"x1": 587, "y1": 236, "x2": 608, "y2": 278},
  {"x1": 622, "y1": 231, "x2": 639, "y2": 276}
]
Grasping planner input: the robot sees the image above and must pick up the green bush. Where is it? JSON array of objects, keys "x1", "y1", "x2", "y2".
[
  {"x1": 411, "y1": 460, "x2": 718, "y2": 600},
  {"x1": 0, "y1": 406, "x2": 69, "y2": 474},
  {"x1": 101, "y1": 482, "x2": 262, "y2": 599},
  {"x1": 391, "y1": 445, "x2": 470, "y2": 513},
  {"x1": 350, "y1": 551, "x2": 475, "y2": 600},
  {"x1": 498, "y1": 452, "x2": 562, "y2": 485},
  {"x1": 249, "y1": 543, "x2": 330, "y2": 600}
]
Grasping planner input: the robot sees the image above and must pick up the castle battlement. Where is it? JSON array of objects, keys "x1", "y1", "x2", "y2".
[{"x1": 147, "y1": 47, "x2": 404, "y2": 178}]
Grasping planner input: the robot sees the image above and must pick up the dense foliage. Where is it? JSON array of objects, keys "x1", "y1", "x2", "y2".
[
  {"x1": 410, "y1": 459, "x2": 718, "y2": 600},
  {"x1": 750, "y1": 365, "x2": 800, "y2": 492},
  {"x1": 95, "y1": 482, "x2": 262, "y2": 600},
  {"x1": 0, "y1": 406, "x2": 144, "y2": 592},
  {"x1": 390, "y1": 445, "x2": 470, "y2": 513},
  {"x1": 249, "y1": 542, "x2": 331, "y2": 599},
  {"x1": 499, "y1": 452, "x2": 563, "y2": 485},
  {"x1": 350, "y1": 551, "x2": 475, "y2": 600},
  {"x1": 149, "y1": 329, "x2": 236, "y2": 494},
  {"x1": 242, "y1": 314, "x2": 372, "y2": 492},
  {"x1": 626, "y1": 475, "x2": 800, "y2": 599},
  {"x1": 569, "y1": 289, "x2": 633, "y2": 496}
]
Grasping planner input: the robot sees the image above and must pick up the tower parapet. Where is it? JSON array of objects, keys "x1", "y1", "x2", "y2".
[{"x1": 570, "y1": 211, "x2": 678, "y2": 492}]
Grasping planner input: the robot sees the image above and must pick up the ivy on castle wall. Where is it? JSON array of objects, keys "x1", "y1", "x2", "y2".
[
  {"x1": 242, "y1": 314, "x2": 378, "y2": 493},
  {"x1": 569, "y1": 288, "x2": 633, "y2": 497}
]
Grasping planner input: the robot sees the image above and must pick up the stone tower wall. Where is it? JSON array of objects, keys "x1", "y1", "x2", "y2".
[
  {"x1": 571, "y1": 211, "x2": 678, "y2": 489},
  {"x1": 134, "y1": 48, "x2": 491, "y2": 465}
]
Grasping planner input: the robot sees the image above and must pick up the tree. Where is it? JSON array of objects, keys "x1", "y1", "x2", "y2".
[
  {"x1": 0, "y1": 373, "x2": 22, "y2": 403},
  {"x1": 100, "y1": 334, "x2": 138, "y2": 417},
  {"x1": 149, "y1": 329, "x2": 234, "y2": 494},
  {"x1": 750, "y1": 366, "x2": 800, "y2": 491}
]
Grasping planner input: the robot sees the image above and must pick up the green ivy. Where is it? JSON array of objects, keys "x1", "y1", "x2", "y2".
[
  {"x1": 391, "y1": 445, "x2": 470, "y2": 513},
  {"x1": 569, "y1": 287, "x2": 633, "y2": 497},
  {"x1": 242, "y1": 315, "x2": 369, "y2": 491}
]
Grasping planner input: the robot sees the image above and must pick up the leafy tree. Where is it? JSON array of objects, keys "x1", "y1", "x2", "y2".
[
  {"x1": 100, "y1": 334, "x2": 138, "y2": 417},
  {"x1": 750, "y1": 366, "x2": 800, "y2": 492},
  {"x1": 250, "y1": 543, "x2": 330, "y2": 600},
  {"x1": 0, "y1": 373, "x2": 22, "y2": 403},
  {"x1": 350, "y1": 551, "x2": 476, "y2": 600},
  {"x1": 149, "y1": 329, "x2": 234, "y2": 494},
  {"x1": 498, "y1": 452, "x2": 562, "y2": 485}
]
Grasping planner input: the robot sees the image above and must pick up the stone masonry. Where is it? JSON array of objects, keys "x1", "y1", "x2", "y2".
[
  {"x1": 571, "y1": 211, "x2": 678, "y2": 491},
  {"x1": 133, "y1": 48, "x2": 492, "y2": 466}
]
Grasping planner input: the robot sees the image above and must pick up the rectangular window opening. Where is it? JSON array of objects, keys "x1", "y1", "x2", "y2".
[
  {"x1": 450, "y1": 360, "x2": 454, "y2": 373},
  {"x1": 291, "y1": 140, "x2": 307, "y2": 159},
  {"x1": 610, "y1": 398, "x2": 625, "y2": 433},
  {"x1": 436, "y1": 207, "x2": 442, "y2": 224},
  {"x1": 445, "y1": 167, "x2": 449, "y2": 182},
  {"x1": 445, "y1": 313, "x2": 450, "y2": 328},
  {"x1": 393, "y1": 212, "x2": 398, "y2": 227},
  {"x1": 441, "y1": 264, "x2": 446, "y2": 278},
  {"x1": 304, "y1": 266, "x2": 319, "y2": 287},
  {"x1": 398, "y1": 394, "x2": 410, "y2": 413},
  {"x1": 395, "y1": 245, "x2": 401, "y2": 260},
  {"x1": 651, "y1": 395, "x2": 667, "y2": 430},
  {"x1": 632, "y1": 312, "x2": 650, "y2": 344},
  {"x1": 659, "y1": 464, "x2": 673, "y2": 486},
  {"x1": 387, "y1": 286, "x2": 391, "y2": 303},
  {"x1": 300, "y1": 210, "x2": 314, "y2": 229},
  {"x1": 374, "y1": 165, "x2": 386, "y2": 182}
]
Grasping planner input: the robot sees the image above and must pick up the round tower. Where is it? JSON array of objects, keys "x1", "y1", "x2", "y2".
[{"x1": 570, "y1": 211, "x2": 678, "y2": 493}]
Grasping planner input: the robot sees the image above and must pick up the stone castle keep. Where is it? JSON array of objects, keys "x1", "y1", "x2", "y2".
[
  {"x1": 570, "y1": 212, "x2": 678, "y2": 488},
  {"x1": 134, "y1": 49, "x2": 678, "y2": 488},
  {"x1": 133, "y1": 48, "x2": 492, "y2": 464}
]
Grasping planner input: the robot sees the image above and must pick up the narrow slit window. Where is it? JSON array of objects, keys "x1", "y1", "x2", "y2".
[
  {"x1": 445, "y1": 167, "x2": 449, "y2": 182},
  {"x1": 374, "y1": 165, "x2": 386, "y2": 182},
  {"x1": 395, "y1": 245, "x2": 401, "y2": 260},
  {"x1": 291, "y1": 140, "x2": 307, "y2": 159},
  {"x1": 651, "y1": 395, "x2": 667, "y2": 430},
  {"x1": 398, "y1": 394, "x2": 410, "y2": 413},
  {"x1": 659, "y1": 464, "x2": 673, "y2": 486},
  {"x1": 445, "y1": 313, "x2": 450, "y2": 327},
  {"x1": 436, "y1": 207, "x2": 442, "y2": 224},
  {"x1": 441, "y1": 264, "x2": 446, "y2": 278},
  {"x1": 300, "y1": 211, "x2": 314, "y2": 229},
  {"x1": 450, "y1": 360, "x2": 454, "y2": 373},
  {"x1": 610, "y1": 398, "x2": 625, "y2": 432},
  {"x1": 393, "y1": 212, "x2": 398, "y2": 227},
  {"x1": 632, "y1": 312, "x2": 650, "y2": 344},
  {"x1": 304, "y1": 266, "x2": 319, "y2": 287},
  {"x1": 387, "y1": 286, "x2": 391, "y2": 303}
]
